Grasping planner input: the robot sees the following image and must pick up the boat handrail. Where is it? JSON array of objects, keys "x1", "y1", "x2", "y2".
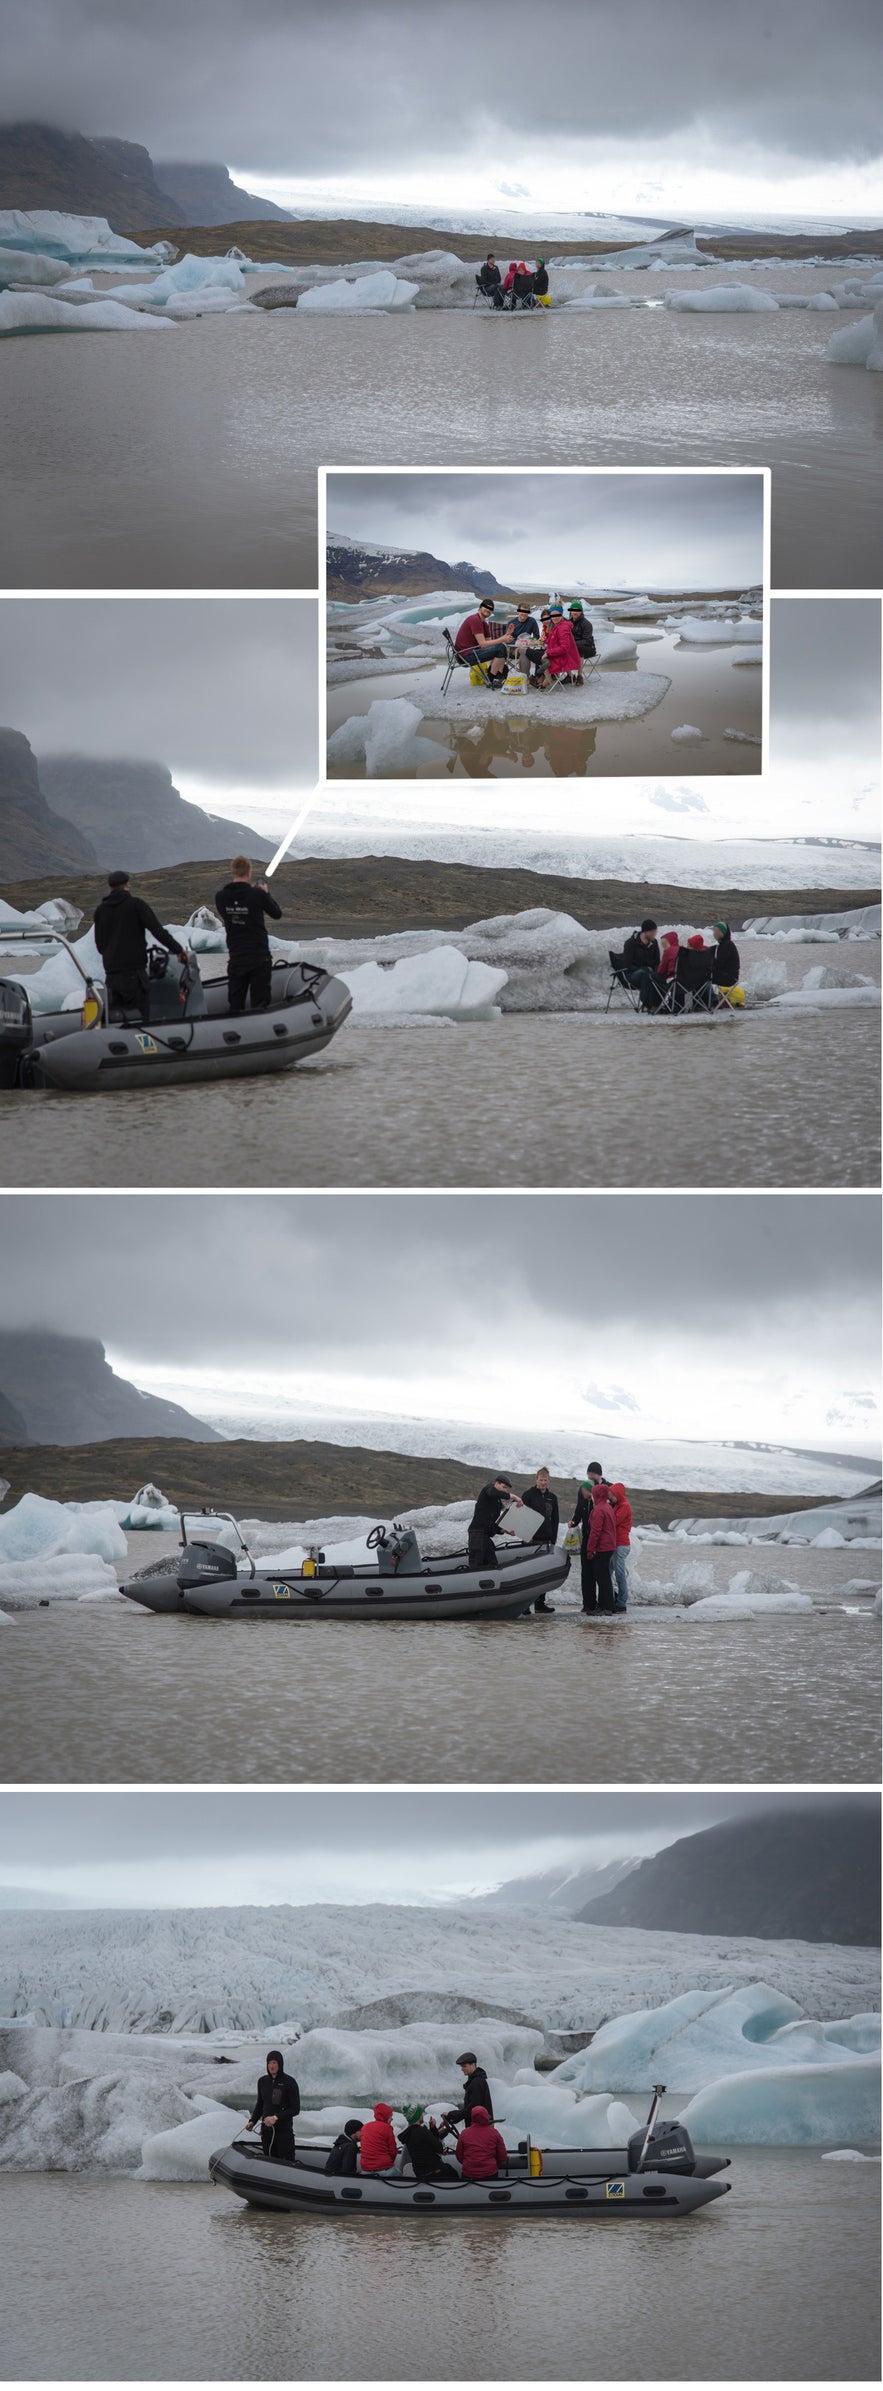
[
  {"x1": 0, "y1": 924, "x2": 103, "y2": 1016},
  {"x1": 177, "y1": 1506, "x2": 257, "y2": 1577}
]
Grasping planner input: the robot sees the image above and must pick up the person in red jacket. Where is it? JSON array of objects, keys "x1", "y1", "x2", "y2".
[
  {"x1": 537, "y1": 607, "x2": 583, "y2": 687},
  {"x1": 580, "y1": 1481, "x2": 617, "y2": 1614},
  {"x1": 456, "y1": 2106, "x2": 509, "y2": 2182},
  {"x1": 659, "y1": 930, "x2": 680, "y2": 977},
  {"x1": 609, "y1": 1481, "x2": 633, "y2": 1612},
  {"x1": 359, "y1": 2103, "x2": 398, "y2": 2172}
]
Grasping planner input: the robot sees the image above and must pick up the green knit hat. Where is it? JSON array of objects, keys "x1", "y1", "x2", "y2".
[{"x1": 402, "y1": 2103, "x2": 425, "y2": 2124}]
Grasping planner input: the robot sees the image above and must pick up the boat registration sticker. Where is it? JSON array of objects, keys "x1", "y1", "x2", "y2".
[
  {"x1": 135, "y1": 1033, "x2": 158, "y2": 1055},
  {"x1": 605, "y1": 2180, "x2": 626, "y2": 2200},
  {"x1": 272, "y1": 1583, "x2": 292, "y2": 1599}
]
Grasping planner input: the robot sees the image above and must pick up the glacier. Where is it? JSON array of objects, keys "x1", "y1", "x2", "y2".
[{"x1": 548, "y1": 1983, "x2": 881, "y2": 2093}]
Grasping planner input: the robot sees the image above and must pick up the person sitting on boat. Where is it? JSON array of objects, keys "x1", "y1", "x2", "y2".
[
  {"x1": 536, "y1": 607, "x2": 584, "y2": 687},
  {"x1": 511, "y1": 263, "x2": 536, "y2": 308},
  {"x1": 621, "y1": 919, "x2": 661, "y2": 1008},
  {"x1": 245, "y1": 2049, "x2": 300, "y2": 2162},
  {"x1": 456, "y1": 2106, "x2": 509, "y2": 2182},
  {"x1": 359, "y1": 2103, "x2": 398, "y2": 2172},
  {"x1": 442, "y1": 2052, "x2": 496, "y2": 2128},
  {"x1": 93, "y1": 871, "x2": 188, "y2": 1024},
  {"x1": 454, "y1": 599, "x2": 510, "y2": 685},
  {"x1": 475, "y1": 254, "x2": 504, "y2": 308},
  {"x1": 521, "y1": 1467, "x2": 559, "y2": 1615},
  {"x1": 711, "y1": 919, "x2": 744, "y2": 1005},
  {"x1": 399, "y1": 2105, "x2": 460, "y2": 2182},
  {"x1": 215, "y1": 855, "x2": 283, "y2": 1016},
  {"x1": 533, "y1": 258, "x2": 550, "y2": 305},
  {"x1": 467, "y1": 1481, "x2": 522, "y2": 1569},
  {"x1": 324, "y1": 2119, "x2": 363, "y2": 2175},
  {"x1": 567, "y1": 602, "x2": 597, "y2": 661}
]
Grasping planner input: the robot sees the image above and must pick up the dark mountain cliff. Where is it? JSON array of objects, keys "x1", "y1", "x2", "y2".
[
  {"x1": 38, "y1": 757, "x2": 273, "y2": 872},
  {"x1": 0, "y1": 729, "x2": 97, "y2": 879},
  {"x1": 0, "y1": 1333, "x2": 220, "y2": 1447},
  {"x1": 580, "y1": 1805, "x2": 881, "y2": 1945}
]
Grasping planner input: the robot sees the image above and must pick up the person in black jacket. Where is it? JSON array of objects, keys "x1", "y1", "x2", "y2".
[
  {"x1": 246, "y1": 2049, "x2": 301, "y2": 2161},
  {"x1": 521, "y1": 1466, "x2": 559, "y2": 1613},
  {"x1": 399, "y1": 2106, "x2": 459, "y2": 2181},
  {"x1": 467, "y1": 1478, "x2": 522, "y2": 1569},
  {"x1": 324, "y1": 2120, "x2": 362, "y2": 2175},
  {"x1": 511, "y1": 265, "x2": 536, "y2": 308},
  {"x1": 441, "y1": 2053, "x2": 495, "y2": 2129},
  {"x1": 621, "y1": 919, "x2": 661, "y2": 1009},
  {"x1": 215, "y1": 855, "x2": 283, "y2": 1014},
  {"x1": 92, "y1": 872, "x2": 188, "y2": 1022},
  {"x1": 533, "y1": 259, "x2": 550, "y2": 300},
  {"x1": 567, "y1": 603, "x2": 597, "y2": 660},
  {"x1": 475, "y1": 254, "x2": 504, "y2": 307},
  {"x1": 711, "y1": 919, "x2": 740, "y2": 990}
]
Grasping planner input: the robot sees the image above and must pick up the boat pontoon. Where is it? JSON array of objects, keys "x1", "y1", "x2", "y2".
[{"x1": 121, "y1": 1511, "x2": 571, "y2": 1621}]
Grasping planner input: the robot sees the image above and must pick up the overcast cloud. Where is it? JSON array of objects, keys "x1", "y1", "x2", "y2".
[
  {"x1": 1, "y1": 1193, "x2": 878, "y2": 1453},
  {"x1": 2, "y1": 1, "x2": 881, "y2": 216},
  {"x1": 0, "y1": 1789, "x2": 867, "y2": 1909},
  {"x1": 328, "y1": 473, "x2": 763, "y2": 594}
]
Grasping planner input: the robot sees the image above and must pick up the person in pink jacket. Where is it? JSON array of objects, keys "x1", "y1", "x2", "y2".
[
  {"x1": 456, "y1": 2106, "x2": 509, "y2": 2181},
  {"x1": 359, "y1": 2103, "x2": 398, "y2": 2172},
  {"x1": 610, "y1": 1481, "x2": 632, "y2": 1612},
  {"x1": 583, "y1": 1481, "x2": 617, "y2": 1615},
  {"x1": 538, "y1": 606, "x2": 583, "y2": 687}
]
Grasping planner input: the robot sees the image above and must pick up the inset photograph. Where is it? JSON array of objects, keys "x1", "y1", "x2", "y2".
[{"x1": 325, "y1": 469, "x2": 766, "y2": 780}]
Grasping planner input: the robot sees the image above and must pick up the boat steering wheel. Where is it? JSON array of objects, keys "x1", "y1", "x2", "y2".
[{"x1": 366, "y1": 1525, "x2": 388, "y2": 1549}]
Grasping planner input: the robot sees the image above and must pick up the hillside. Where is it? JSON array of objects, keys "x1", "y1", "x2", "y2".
[
  {"x1": 0, "y1": 122, "x2": 186, "y2": 230},
  {"x1": 129, "y1": 216, "x2": 883, "y2": 266},
  {"x1": 0, "y1": 728, "x2": 96, "y2": 879},
  {"x1": 0, "y1": 1335, "x2": 220, "y2": 1448},
  {"x1": 37, "y1": 757, "x2": 273, "y2": 873},
  {"x1": 580, "y1": 1805, "x2": 881, "y2": 1945},
  {"x1": 328, "y1": 537, "x2": 506, "y2": 602},
  {"x1": 151, "y1": 161, "x2": 290, "y2": 224}
]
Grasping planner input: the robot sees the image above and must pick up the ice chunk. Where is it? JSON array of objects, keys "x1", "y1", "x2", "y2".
[
  {"x1": 389, "y1": 672, "x2": 671, "y2": 728},
  {"x1": 486, "y1": 2080, "x2": 640, "y2": 2147},
  {"x1": 827, "y1": 302, "x2": 883, "y2": 369},
  {"x1": 118, "y1": 1485, "x2": 182, "y2": 1532},
  {"x1": 773, "y1": 292, "x2": 838, "y2": 310},
  {"x1": 0, "y1": 1554, "x2": 120, "y2": 1610},
  {"x1": 664, "y1": 284, "x2": 779, "y2": 311},
  {"x1": 339, "y1": 948, "x2": 507, "y2": 1022},
  {"x1": 298, "y1": 272, "x2": 420, "y2": 313},
  {"x1": 0, "y1": 249, "x2": 71, "y2": 289},
  {"x1": 326, "y1": 697, "x2": 439, "y2": 777},
  {"x1": 681, "y1": 2057, "x2": 880, "y2": 2146},
  {"x1": 289, "y1": 2018, "x2": 543, "y2": 2098},
  {"x1": 732, "y1": 648, "x2": 763, "y2": 664},
  {"x1": 676, "y1": 617, "x2": 763, "y2": 644},
  {"x1": 594, "y1": 630, "x2": 639, "y2": 661},
  {"x1": 106, "y1": 254, "x2": 246, "y2": 308},
  {"x1": 138, "y1": 2102, "x2": 245, "y2": 2180},
  {"x1": 686, "y1": 1586, "x2": 812, "y2": 1618},
  {"x1": 670, "y1": 724, "x2": 705, "y2": 742},
  {"x1": 0, "y1": 2071, "x2": 28, "y2": 2100},
  {"x1": 0, "y1": 292, "x2": 174, "y2": 336},
  {"x1": 549, "y1": 1983, "x2": 878, "y2": 2095},
  {"x1": 0, "y1": 210, "x2": 170, "y2": 265},
  {"x1": 821, "y1": 2147, "x2": 880, "y2": 2161},
  {"x1": 0, "y1": 1492, "x2": 126, "y2": 1564}
]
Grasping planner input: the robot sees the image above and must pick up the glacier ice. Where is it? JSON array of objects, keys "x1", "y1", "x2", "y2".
[
  {"x1": 0, "y1": 249, "x2": 71, "y2": 289},
  {"x1": 0, "y1": 1554, "x2": 120, "y2": 1611},
  {"x1": 681, "y1": 2057, "x2": 880, "y2": 2146},
  {"x1": 549, "y1": 1984, "x2": 881, "y2": 2095},
  {"x1": 663, "y1": 284, "x2": 780, "y2": 311},
  {"x1": 732, "y1": 648, "x2": 764, "y2": 665},
  {"x1": 670, "y1": 724, "x2": 705, "y2": 742},
  {"x1": 279, "y1": 2018, "x2": 543, "y2": 2099},
  {"x1": 138, "y1": 2101, "x2": 246, "y2": 2180},
  {"x1": 0, "y1": 1493, "x2": 126, "y2": 1565},
  {"x1": 0, "y1": 292, "x2": 174, "y2": 335},
  {"x1": 383, "y1": 672, "x2": 672, "y2": 730},
  {"x1": 339, "y1": 948, "x2": 507, "y2": 1022},
  {"x1": 106, "y1": 254, "x2": 246, "y2": 309},
  {"x1": 0, "y1": 211, "x2": 171, "y2": 266},
  {"x1": 676, "y1": 617, "x2": 763, "y2": 644},
  {"x1": 298, "y1": 272, "x2": 420, "y2": 312},
  {"x1": 327, "y1": 697, "x2": 439, "y2": 777}
]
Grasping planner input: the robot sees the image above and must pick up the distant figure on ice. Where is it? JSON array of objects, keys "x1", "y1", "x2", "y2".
[
  {"x1": 92, "y1": 871, "x2": 187, "y2": 1024},
  {"x1": 467, "y1": 1478, "x2": 522, "y2": 1568},
  {"x1": 215, "y1": 855, "x2": 283, "y2": 1015},
  {"x1": 521, "y1": 1466, "x2": 560, "y2": 1614},
  {"x1": 533, "y1": 258, "x2": 551, "y2": 305},
  {"x1": 442, "y1": 2052, "x2": 496, "y2": 2128},
  {"x1": 475, "y1": 254, "x2": 504, "y2": 307},
  {"x1": 456, "y1": 2106, "x2": 509, "y2": 2181},
  {"x1": 246, "y1": 2049, "x2": 300, "y2": 2161},
  {"x1": 324, "y1": 2119, "x2": 363, "y2": 2175}
]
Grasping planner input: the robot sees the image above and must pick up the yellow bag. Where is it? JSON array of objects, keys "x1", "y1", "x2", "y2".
[
  {"x1": 469, "y1": 664, "x2": 486, "y2": 685},
  {"x1": 720, "y1": 983, "x2": 746, "y2": 1008}
]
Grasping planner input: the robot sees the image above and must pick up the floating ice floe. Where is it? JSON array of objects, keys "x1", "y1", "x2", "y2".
[
  {"x1": 769, "y1": 985, "x2": 879, "y2": 1009},
  {"x1": 826, "y1": 301, "x2": 883, "y2": 370},
  {"x1": 670, "y1": 724, "x2": 705, "y2": 742},
  {"x1": 298, "y1": 271, "x2": 420, "y2": 312},
  {"x1": 663, "y1": 283, "x2": 780, "y2": 311},
  {"x1": 0, "y1": 1554, "x2": 121, "y2": 1611},
  {"x1": 0, "y1": 292, "x2": 174, "y2": 336},
  {"x1": 339, "y1": 673, "x2": 672, "y2": 741},
  {"x1": 0, "y1": 249, "x2": 72, "y2": 289},
  {"x1": 0, "y1": 210, "x2": 172, "y2": 267},
  {"x1": 106, "y1": 254, "x2": 247, "y2": 311},
  {"x1": 549, "y1": 1984, "x2": 881, "y2": 2096},
  {"x1": 340, "y1": 948, "x2": 507, "y2": 1022},
  {"x1": 0, "y1": 1492, "x2": 126, "y2": 1566},
  {"x1": 685, "y1": 1583, "x2": 812, "y2": 1619},
  {"x1": 732, "y1": 648, "x2": 763, "y2": 665},
  {"x1": 681, "y1": 2057, "x2": 879, "y2": 2147},
  {"x1": 676, "y1": 617, "x2": 763, "y2": 644},
  {"x1": 821, "y1": 2147, "x2": 880, "y2": 2161},
  {"x1": 744, "y1": 905, "x2": 880, "y2": 939}
]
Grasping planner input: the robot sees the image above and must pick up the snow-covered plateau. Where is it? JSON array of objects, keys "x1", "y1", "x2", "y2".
[{"x1": 0, "y1": 1909, "x2": 878, "y2": 2173}]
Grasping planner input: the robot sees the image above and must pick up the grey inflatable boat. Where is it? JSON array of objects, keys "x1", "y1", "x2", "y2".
[
  {"x1": 0, "y1": 930, "x2": 351, "y2": 1093},
  {"x1": 120, "y1": 1512, "x2": 571, "y2": 1621},
  {"x1": 209, "y1": 2092, "x2": 730, "y2": 2221}
]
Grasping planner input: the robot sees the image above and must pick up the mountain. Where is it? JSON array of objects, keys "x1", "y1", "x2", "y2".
[
  {"x1": 0, "y1": 728, "x2": 97, "y2": 879},
  {"x1": 579, "y1": 1804, "x2": 881, "y2": 1946},
  {"x1": 0, "y1": 122, "x2": 187, "y2": 232},
  {"x1": 327, "y1": 535, "x2": 509, "y2": 602},
  {"x1": 37, "y1": 757, "x2": 273, "y2": 872},
  {"x1": 0, "y1": 1333, "x2": 221, "y2": 1446},
  {"x1": 150, "y1": 161, "x2": 291, "y2": 225},
  {"x1": 477, "y1": 1858, "x2": 642, "y2": 1915}
]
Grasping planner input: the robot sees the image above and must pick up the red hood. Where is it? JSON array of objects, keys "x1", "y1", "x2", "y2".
[
  {"x1": 373, "y1": 2103, "x2": 393, "y2": 2122},
  {"x1": 469, "y1": 2105, "x2": 490, "y2": 2126}
]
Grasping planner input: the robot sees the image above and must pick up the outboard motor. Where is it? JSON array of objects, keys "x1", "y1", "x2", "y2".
[
  {"x1": 368, "y1": 1523, "x2": 423, "y2": 1576},
  {"x1": 628, "y1": 2120, "x2": 696, "y2": 2176},
  {"x1": 0, "y1": 977, "x2": 33, "y2": 1088},
  {"x1": 175, "y1": 1540, "x2": 238, "y2": 1588},
  {"x1": 147, "y1": 950, "x2": 206, "y2": 1022}
]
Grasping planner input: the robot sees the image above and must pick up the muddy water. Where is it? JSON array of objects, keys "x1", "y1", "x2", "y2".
[{"x1": 1, "y1": 281, "x2": 880, "y2": 588}]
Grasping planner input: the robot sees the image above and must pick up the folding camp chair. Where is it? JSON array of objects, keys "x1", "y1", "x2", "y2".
[
  {"x1": 441, "y1": 629, "x2": 494, "y2": 696},
  {"x1": 655, "y1": 948, "x2": 718, "y2": 1017},
  {"x1": 605, "y1": 950, "x2": 645, "y2": 1014}
]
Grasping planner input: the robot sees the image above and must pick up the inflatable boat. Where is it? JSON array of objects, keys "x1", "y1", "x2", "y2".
[
  {"x1": 120, "y1": 1512, "x2": 571, "y2": 1621},
  {"x1": 0, "y1": 931, "x2": 351, "y2": 1093},
  {"x1": 209, "y1": 2093, "x2": 730, "y2": 2222}
]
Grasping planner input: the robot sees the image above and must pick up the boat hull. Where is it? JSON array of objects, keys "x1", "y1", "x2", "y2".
[
  {"x1": 120, "y1": 1543, "x2": 572, "y2": 1621},
  {"x1": 25, "y1": 966, "x2": 351, "y2": 1092},
  {"x1": 209, "y1": 2140, "x2": 729, "y2": 2220}
]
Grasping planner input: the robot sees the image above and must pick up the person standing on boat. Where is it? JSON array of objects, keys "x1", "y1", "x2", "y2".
[
  {"x1": 442, "y1": 2052, "x2": 495, "y2": 2128},
  {"x1": 456, "y1": 2106, "x2": 509, "y2": 2182},
  {"x1": 93, "y1": 871, "x2": 188, "y2": 1023},
  {"x1": 245, "y1": 2049, "x2": 300, "y2": 2161},
  {"x1": 359, "y1": 2103, "x2": 398, "y2": 2172},
  {"x1": 610, "y1": 1481, "x2": 633, "y2": 1611},
  {"x1": 467, "y1": 1479, "x2": 522, "y2": 1569},
  {"x1": 215, "y1": 855, "x2": 283, "y2": 1015},
  {"x1": 521, "y1": 1467, "x2": 560, "y2": 1615}
]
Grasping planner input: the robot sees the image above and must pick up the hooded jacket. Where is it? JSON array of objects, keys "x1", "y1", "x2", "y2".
[
  {"x1": 324, "y1": 2129, "x2": 360, "y2": 2176},
  {"x1": 659, "y1": 933, "x2": 680, "y2": 978},
  {"x1": 448, "y1": 2065, "x2": 494, "y2": 2125},
  {"x1": 400, "y1": 2118, "x2": 448, "y2": 2179},
  {"x1": 544, "y1": 619, "x2": 583, "y2": 674},
  {"x1": 610, "y1": 1483, "x2": 632, "y2": 1546},
  {"x1": 469, "y1": 1485, "x2": 510, "y2": 1539},
  {"x1": 247, "y1": 2051, "x2": 301, "y2": 2129},
  {"x1": 586, "y1": 1490, "x2": 617, "y2": 1555},
  {"x1": 456, "y1": 2106, "x2": 509, "y2": 2181},
  {"x1": 713, "y1": 931, "x2": 740, "y2": 985},
  {"x1": 93, "y1": 887, "x2": 182, "y2": 976},
  {"x1": 359, "y1": 2103, "x2": 398, "y2": 2171},
  {"x1": 623, "y1": 929, "x2": 660, "y2": 975}
]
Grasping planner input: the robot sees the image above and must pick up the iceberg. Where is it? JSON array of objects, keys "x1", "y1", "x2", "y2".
[
  {"x1": 0, "y1": 292, "x2": 174, "y2": 336},
  {"x1": 138, "y1": 2101, "x2": 246, "y2": 2180},
  {"x1": 826, "y1": 301, "x2": 883, "y2": 370},
  {"x1": 681, "y1": 2057, "x2": 880, "y2": 2146},
  {"x1": 663, "y1": 284, "x2": 779, "y2": 311},
  {"x1": 0, "y1": 1554, "x2": 120, "y2": 1611},
  {"x1": 374, "y1": 671, "x2": 672, "y2": 731},
  {"x1": 339, "y1": 948, "x2": 507, "y2": 1021},
  {"x1": 0, "y1": 249, "x2": 71, "y2": 289},
  {"x1": 670, "y1": 724, "x2": 705, "y2": 742},
  {"x1": 676, "y1": 617, "x2": 763, "y2": 644},
  {"x1": 283, "y1": 2018, "x2": 543, "y2": 2098},
  {"x1": 106, "y1": 254, "x2": 246, "y2": 309},
  {"x1": 549, "y1": 1984, "x2": 881, "y2": 2095},
  {"x1": 0, "y1": 211, "x2": 172, "y2": 266},
  {"x1": 298, "y1": 271, "x2": 420, "y2": 313},
  {"x1": 0, "y1": 1492, "x2": 126, "y2": 1565}
]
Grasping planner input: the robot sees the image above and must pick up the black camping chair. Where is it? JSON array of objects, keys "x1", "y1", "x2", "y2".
[
  {"x1": 474, "y1": 272, "x2": 503, "y2": 311},
  {"x1": 656, "y1": 947, "x2": 718, "y2": 1017},
  {"x1": 441, "y1": 629, "x2": 494, "y2": 696},
  {"x1": 605, "y1": 951, "x2": 645, "y2": 1014}
]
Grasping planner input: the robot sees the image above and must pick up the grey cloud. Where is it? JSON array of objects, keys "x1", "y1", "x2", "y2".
[
  {"x1": 328, "y1": 472, "x2": 763, "y2": 592},
  {"x1": 0, "y1": 599, "x2": 316, "y2": 788},
  {"x1": 770, "y1": 598, "x2": 882, "y2": 764},
  {"x1": 1, "y1": 1, "x2": 880, "y2": 175}
]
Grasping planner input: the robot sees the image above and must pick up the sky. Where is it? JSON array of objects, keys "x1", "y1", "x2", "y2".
[
  {"x1": 1, "y1": 1192, "x2": 878, "y2": 1454},
  {"x1": 0, "y1": 1790, "x2": 866, "y2": 1909},
  {"x1": 0, "y1": 598, "x2": 316, "y2": 838},
  {"x1": 328, "y1": 473, "x2": 764, "y2": 595},
  {"x1": 4, "y1": 0, "x2": 882, "y2": 223}
]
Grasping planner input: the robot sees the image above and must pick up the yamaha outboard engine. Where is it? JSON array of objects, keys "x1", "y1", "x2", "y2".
[
  {"x1": 628, "y1": 2119, "x2": 696, "y2": 2175},
  {"x1": 369, "y1": 1523, "x2": 423, "y2": 1576},
  {"x1": 175, "y1": 1540, "x2": 238, "y2": 1588},
  {"x1": 0, "y1": 977, "x2": 33, "y2": 1088}
]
